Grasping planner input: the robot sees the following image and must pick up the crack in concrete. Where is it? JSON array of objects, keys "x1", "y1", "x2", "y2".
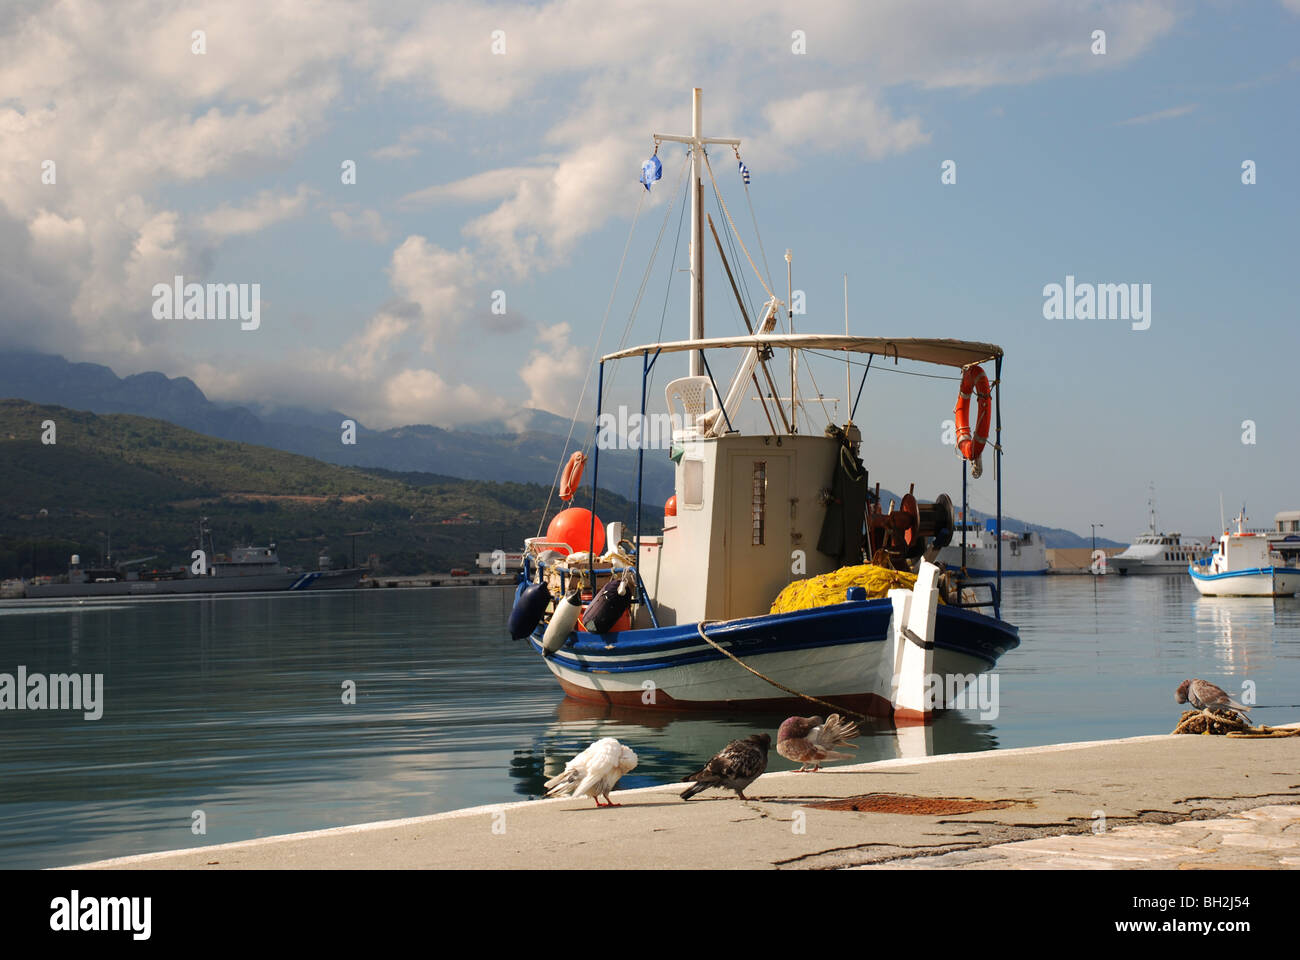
[
  {"x1": 773, "y1": 838, "x2": 979, "y2": 868},
  {"x1": 799, "y1": 799, "x2": 1300, "y2": 869}
]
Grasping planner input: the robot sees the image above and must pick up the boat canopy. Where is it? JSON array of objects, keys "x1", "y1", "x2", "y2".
[{"x1": 602, "y1": 334, "x2": 1003, "y2": 369}]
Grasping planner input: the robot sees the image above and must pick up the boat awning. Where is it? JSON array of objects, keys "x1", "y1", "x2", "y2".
[{"x1": 601, "y1": 334, "x2": 1003, "y2": 369}]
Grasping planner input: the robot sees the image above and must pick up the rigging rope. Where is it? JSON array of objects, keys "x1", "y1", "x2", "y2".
[
  {"x1": 702, "y1": 151, "x2": 776, "y2": 302},
  {"x1": 736, "y1": 146, "x2": 776, "y2": 297},
  {"x1": 558, "y1": 151, "x2": 692, "y2": 513},
  {"x1": 536, "y1": 181, "x2": 650, "y2": 536}
]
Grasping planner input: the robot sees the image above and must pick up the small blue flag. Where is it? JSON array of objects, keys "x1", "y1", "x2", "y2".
[
  {"x1": 738, "y1": 158, "x2": 750, "y2": 185},
  {"x1": 640, "y1": 154, "x2": 662, "y2": 191}
]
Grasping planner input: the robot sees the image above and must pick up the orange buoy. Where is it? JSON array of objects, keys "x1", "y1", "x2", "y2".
[
  {"x1": 665, "y1": 495, "x2": 677, "y2": 517},
  {"x1": 558, "y1": 452, "x2": 586, "y2": 502},
  {"x1": 954, "y1": 365, "x2": 991, "y2": 474},
  {"x1": 547, "y1": 507, "x2": 605, "y2": 555}
]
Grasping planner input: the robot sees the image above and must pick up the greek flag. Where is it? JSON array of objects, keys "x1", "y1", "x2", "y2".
[
  {"x1": 738, "y1": 158, "x2": 750, "y2": 185},
  {"x1": 640, "y1": 154, "x2": 662, "y2": 191}
]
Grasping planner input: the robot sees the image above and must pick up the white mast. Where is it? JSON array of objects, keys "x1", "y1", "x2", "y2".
[
  {"x1": 843, "y1": 273, "x2": 850, "y2": 426},
  {"x1": 654, "y1": 88, "x2": 739, "y2": 378},
  {"x1": 786, "y1": 248, "x2": 796, "y2": 432}
]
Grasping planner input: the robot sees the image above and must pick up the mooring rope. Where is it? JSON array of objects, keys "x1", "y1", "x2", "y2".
[
  {"x1": 695, "y1": 619, "x2": 870, "y2": 722},
  {"x1": 1170, "y1": 709, "x2": 1300, "y2": 738}
]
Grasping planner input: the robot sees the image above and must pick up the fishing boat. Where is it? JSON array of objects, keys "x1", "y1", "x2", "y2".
[
  {"x1": 506, "y1": 89, "x2": 1020, "y2": 723},
  {"x1": 1189, "y1": 510, "x2": 1300, "y2": 598}
]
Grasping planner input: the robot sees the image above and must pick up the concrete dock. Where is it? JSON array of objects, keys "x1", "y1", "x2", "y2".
[{"x1": 71, "y1": 725, "x2": 1300, "y2": 870}]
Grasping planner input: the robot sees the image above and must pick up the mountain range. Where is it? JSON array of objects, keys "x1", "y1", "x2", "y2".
[
  {"x1": 0, "y1": 350, "x2": 1121, "y2": 549},
  {"x1": 0, "y1": 350, "x2": 675, "y2": 506}
]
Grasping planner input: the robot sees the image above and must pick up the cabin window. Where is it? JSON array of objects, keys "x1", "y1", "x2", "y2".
[
  {"x1": 751, "y1": 461, "x2": 766, "y2": 545},
  {"x1": 683, "y1": 459, "x2": 704, "y2": 508}
]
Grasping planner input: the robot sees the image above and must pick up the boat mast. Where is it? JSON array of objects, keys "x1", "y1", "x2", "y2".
[
  {"x1": 787, "y1": 249, "x2": 797, "y2": 432},
  {"x1": 653, "y1": 88, "x2": 739, "y2": 379}
]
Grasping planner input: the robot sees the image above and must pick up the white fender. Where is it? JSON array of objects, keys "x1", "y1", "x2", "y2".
[{"x1": 542, "y1": 592, "x2": 583, "y2": 654}]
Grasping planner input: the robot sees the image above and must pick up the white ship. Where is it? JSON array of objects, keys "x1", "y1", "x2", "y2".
[
  {"x1": 1110, "y1": 487, "x2": 1212, "y2": 575},
  {"x1": 1189, "y1": 510, "x2": 1300, "y2": 597},
  {"x1": 936, "y1": 519, "x2": 1047, "y2": 576}
]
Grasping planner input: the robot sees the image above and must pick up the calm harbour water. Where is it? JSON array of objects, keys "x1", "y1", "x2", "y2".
[{"x1": 1, "y1": 577, "x2": 1298, "y2": 869}]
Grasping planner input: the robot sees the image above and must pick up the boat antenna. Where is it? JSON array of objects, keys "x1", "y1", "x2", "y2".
[
  {"x1": 786, "y1": 248, "x2": 796, "y2": 434},
  {"x1": 1219, "y1": 491, "x2": 1225, "y2": 535},
  {"x1": 843, "y1": 273, "x2": 851, "y2": 426}
]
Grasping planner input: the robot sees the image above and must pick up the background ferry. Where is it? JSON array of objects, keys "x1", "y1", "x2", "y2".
[{"x1": 936, "y1": 519, "x2": 1047, "y2": 576}]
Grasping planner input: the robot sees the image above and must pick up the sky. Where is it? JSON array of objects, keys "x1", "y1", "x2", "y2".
[{"x1": 0, "y1": 0, "x2": 1296, "y2": 538}]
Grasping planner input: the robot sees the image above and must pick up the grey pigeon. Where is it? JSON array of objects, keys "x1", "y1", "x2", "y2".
[
  {"x1": 776, "y1": 714, "x2": 860, "y2": 772},
  {"x1": 680, "y1": 734, "x2": 770, "y2": 800},
  {"x1": 1176, "y1": 678, "x2": 1251, "y2": 717}
]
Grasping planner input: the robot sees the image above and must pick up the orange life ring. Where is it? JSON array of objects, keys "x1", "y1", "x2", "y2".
[
  {"x1": 954, "y1": 365, "x2": 991, "y2": 470},
  {"x1": 559, "y1": 452, "x2": 586, "y2": 502}
]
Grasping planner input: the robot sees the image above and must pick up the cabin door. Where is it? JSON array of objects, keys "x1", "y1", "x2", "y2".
[{"x1": 726, "y1": 451, "x2": 791, "y2": 619}]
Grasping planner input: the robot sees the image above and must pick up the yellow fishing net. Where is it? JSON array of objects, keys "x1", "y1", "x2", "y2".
[{"x1": 770, "y1": 563, "x2": 927, "y2": 614}]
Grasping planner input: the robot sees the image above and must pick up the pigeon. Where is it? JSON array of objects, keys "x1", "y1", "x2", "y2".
[
  {"x1": 680, "y1": 734, "x2": 770, "y2": 800},
  {"x1": 1176, "y1": 678, "x2": 1251, "y2": 718},
  {"x1": 776, "y1": 713, "x2": 860, "y2": 772},
  {"x1": 543, "y1": 738, "x2": 638, "y2": 807}
]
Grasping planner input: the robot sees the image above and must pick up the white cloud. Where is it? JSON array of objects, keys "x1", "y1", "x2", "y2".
[
  {"x1": 1117, "y1": 103, "x2": 1198, "y2": 126},
  {"x1": 519, "y1": 322, "x2": 585, "y2": 416},
  {"x1": 328, "y1": 207, "x2": 390, "y2": 243},
  {"x1": 370, "y1": 125, "x2": 450, "y2": 160},
  {"x1": 199, "y1": 186, "x2": 316, "y2": 237},
  {"x1": 0, "y1": 0, "x2": 1184, "y2": 430},
  {"x1": 762, "y1": 87, "x2": 930, "y2": 161},
  {"x1": 387, "y1": 236, "x2": 478, "y2": 349}
]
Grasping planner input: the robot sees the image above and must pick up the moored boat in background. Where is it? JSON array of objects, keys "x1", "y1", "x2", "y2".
[{"x1": 1189, "y1": 510, "x2": 1300, "y2": 598}]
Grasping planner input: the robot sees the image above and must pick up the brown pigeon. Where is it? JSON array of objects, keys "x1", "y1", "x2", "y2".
[
  {"x1": 1176, "y1": 678, "x2": 1251, "y2": 718},
  {"x1": 776, "y1": 714, "x2": 860, "y2": 772},
  {"x1": 680, "y1": 734, "x2": 770, "y2": 800}
]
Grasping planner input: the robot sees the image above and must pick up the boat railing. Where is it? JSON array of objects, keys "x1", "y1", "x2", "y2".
[
  {"x1": 948, "y1": 578, "x2": 1000, "y2": 619},
  {"x1": 531, "y1": 556, "x2": 660, "y2": 629}
]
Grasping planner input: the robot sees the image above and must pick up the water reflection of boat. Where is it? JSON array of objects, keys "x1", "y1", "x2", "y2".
[{"x1": 508, "y1": 697, "x2": 999, "y2": 799}]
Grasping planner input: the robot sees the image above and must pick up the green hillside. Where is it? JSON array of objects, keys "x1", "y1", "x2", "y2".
[{"x1": 0, "y1": 400, "x2": 661, "y2": 578}]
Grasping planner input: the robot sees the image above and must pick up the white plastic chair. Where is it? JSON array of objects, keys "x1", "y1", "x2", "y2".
[{"x1": 665, "y1": 376, "x2": 718, "y2": 442}]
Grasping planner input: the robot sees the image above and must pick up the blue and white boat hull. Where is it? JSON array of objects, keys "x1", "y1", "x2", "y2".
[
  {"x1": 528, "y1": 598, "x2": 1019, "y2": 722},
  {"x1": 1188, "y1": 565, "x2": 1300, "y2": 597}
]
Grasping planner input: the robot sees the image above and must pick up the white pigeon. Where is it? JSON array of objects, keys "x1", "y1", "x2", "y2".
[{"x1": 543, "y1": 738, "x2": 638, "y2": 807}]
